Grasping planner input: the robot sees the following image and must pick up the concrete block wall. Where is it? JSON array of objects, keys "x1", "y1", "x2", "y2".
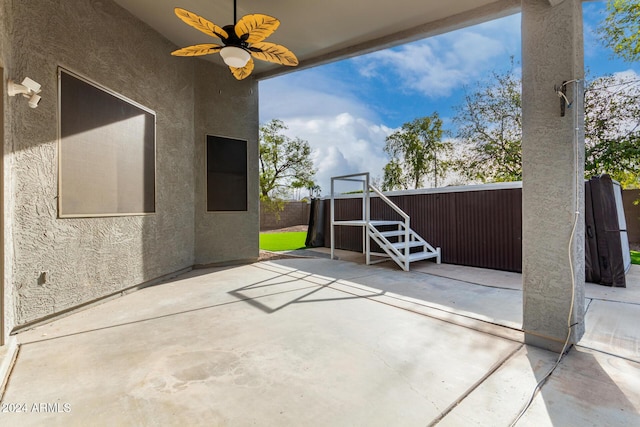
[{"x1": 260, "y1": 202, "x2": 311, "y2": 231}]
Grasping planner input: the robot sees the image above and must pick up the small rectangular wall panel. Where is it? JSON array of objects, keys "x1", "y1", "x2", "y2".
[
  {"x1": 206, "y1": 135, "x2": 247, "y2": 211},
  {"x1": 58, "y1": 68, "x2": 156, "y2": 217}
]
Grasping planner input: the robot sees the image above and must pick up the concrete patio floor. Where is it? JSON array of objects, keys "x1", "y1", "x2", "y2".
[{"x1": 1, "y1": 252, "x2": 639, "y2": 426}]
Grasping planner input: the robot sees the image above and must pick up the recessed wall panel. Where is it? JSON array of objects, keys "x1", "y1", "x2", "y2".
[
  {"x1": 206, "y1": 135, "x2": 247, "y2": 212},
  {"x1": 58, "y1": 68, "x2": 156, "y2": 217}
]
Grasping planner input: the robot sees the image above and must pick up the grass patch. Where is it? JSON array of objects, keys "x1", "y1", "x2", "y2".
[
  {"x1": 259, "y1": 231, "x2": 307, "y2": 251},
  {"x1": 632, "y1": 251, "x2": 640, "y2": 265}
]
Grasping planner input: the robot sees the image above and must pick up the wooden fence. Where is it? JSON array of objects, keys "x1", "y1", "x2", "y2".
[{"x1": 320, "y1": 184, "x2": 640, "y2": 272}]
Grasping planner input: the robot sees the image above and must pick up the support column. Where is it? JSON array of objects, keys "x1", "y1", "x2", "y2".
[{"x1": 521, "y1": 0, "x2": 585, "y2": 352}]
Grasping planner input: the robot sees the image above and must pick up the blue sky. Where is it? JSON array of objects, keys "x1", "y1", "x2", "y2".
[{"x1": 259, "y1": 1, "x2": 640, "y2": 195}]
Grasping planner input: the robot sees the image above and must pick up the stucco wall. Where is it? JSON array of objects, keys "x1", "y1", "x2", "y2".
[
  {"x1": 1, "y1": 0, "x2": 18, "y2": 343},
  {"x1": 521, "y1": 0, "x2": 585, "y2": 350},
  {"x1": 5, "y1": 0, "x2": 203, "y2": 326},
  {"x1": 193, "y1": 61, "x2": 259, "y2": 266}
]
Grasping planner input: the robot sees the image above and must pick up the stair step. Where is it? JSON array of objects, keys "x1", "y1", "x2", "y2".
[
  {"x1": 369, "y1": 251, "x2": 389, "y2": 257},
  {"x1": 406, "y1": 251, "x2": 439, "y2": 262},
  {"x1": 369, "y1": 220, "x2": 404, "y2": 227},
  {"x1": 390, "y1": 241, "x2": 424, "y2": 250},
  {"x1": 333, "y1": 220, "x2": 368, "y2": 226},
  {"x1": 380, "y1": 230, "x2": 408, "y2": 237}
]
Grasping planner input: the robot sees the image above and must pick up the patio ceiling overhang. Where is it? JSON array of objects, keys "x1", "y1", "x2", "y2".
[
  {"x1": 113, "y1": 0, "x2": 588, "y2": 355},
  {"x1": 114, "y1": 0, "x2": 524, "y2": 80}
]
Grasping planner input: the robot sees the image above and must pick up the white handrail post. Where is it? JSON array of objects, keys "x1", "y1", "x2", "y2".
[
  {"x1": 404, "y1": 216, "x2": 410, "y2": 271},
  {"x1": 330, "y1": 177, "x2": 335, "y2": 260},
  {"x1": 365, "y1": 173, "x2": 370, "y2": 265},
  {"x1": 361, "y1": 177, "x2": 365, "y2": 255}
]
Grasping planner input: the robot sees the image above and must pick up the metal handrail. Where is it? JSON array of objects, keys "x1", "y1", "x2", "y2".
[
  {"x1": 368, "y1": 185, "x2": 409, "y2": 222},
  {"x1": 369, "y1": 184, "x2": 411, "y2": 270},
  {"x1": 332, "y1": 173, "x2": 421, "y2": 271},
  {"x1": 330, "y1": 172, "x2": 440, "y2": 271},
  {"x1": 330, "y1": 172, "x2": 371, "y2": 261}
]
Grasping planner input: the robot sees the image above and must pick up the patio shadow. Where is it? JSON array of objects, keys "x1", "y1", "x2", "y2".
[
  {"x1": 518, "y1": 346, "x2": 640, "y2": 425},
  {"x1": 229, "y1": 264, "x2": 386, "y2": 314}
]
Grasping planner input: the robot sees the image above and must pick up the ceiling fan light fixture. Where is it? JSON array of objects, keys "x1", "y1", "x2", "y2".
[
  {"x1": 171, "y1": 6, "x2": 298, "y2": 80},
  {"x1": 220, "y1": 46, "x2": 251, "y2": 68}
]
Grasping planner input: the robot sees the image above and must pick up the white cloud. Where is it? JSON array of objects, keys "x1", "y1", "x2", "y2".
[
  {"x1": 260, "y1": 69, "x2": 396, "y2": 196},
  {"x1": 259, "y1": 69, "x2": 377, "y2": 123},
  {"x1": 283, "y1": 113, "x2": 393, "y2": 195},
  {"x1": 258, "y1": 13, "x2": 528, "y2": 196},
  {"x1": 355, "y1": 14, "x2": 521, "y2": 97},
  {"x1": 612, "y1": 69, "x2": 640, "y2": 81}
]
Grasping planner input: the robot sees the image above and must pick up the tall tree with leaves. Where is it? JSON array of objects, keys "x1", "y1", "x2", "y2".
[
  {"x1": 259, "y1": 119, "x2": 317, "y2": 201},
  {"x1": 453, "y1": 64, "x2": 522, "y2": 183},
  {"x1": 598, "y1": 0, "x2": 640, "y2": 62},
  {"x1": 585, "y1": 73, "x2": 640, "y2": 187},
  {"x1": 453, "y1": 67, "x2": 640, "y2": 188},
  {"x1": 382, "y1": 113, "x2": 451, "y2": 191}
]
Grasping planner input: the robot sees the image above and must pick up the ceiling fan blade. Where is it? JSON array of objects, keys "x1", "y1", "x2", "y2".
[
  {"x1": 230, "y1": 58, "x2": 255, "y2": 80},
  {"x1": 249, "y1": 42, "x2": 298, "y2": 66},
  {"x1": 235, "y1": 14, "x2": 280, "y2": 43},
  {"x1": 171, "y1": 43, "x2": 223, "y2": 56},
  {"x1": 174, "y1": 8, "x2": 228, "y2": 41}
]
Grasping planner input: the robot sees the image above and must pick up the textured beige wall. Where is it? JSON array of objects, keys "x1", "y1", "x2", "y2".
[
  {"x1": 193, "y1": 61, "x2": 259, "y2": 266},
  {"x1": 521, "y1": 0, "x2": 585, "y2": 351},
  {"x1": 2, "y1": 0, "x2": 256, "y2": 326},
  {"x1": 1, "y1": 0, "x2": 17, "y2": 341}
]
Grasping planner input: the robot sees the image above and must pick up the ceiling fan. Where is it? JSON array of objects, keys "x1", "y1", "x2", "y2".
[{"x1": 171, "y1": 0, "x2": 299, "y2": 80}]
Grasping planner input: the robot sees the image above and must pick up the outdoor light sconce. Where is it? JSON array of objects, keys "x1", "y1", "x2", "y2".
[{"x1": 8, "y1": 77, "x2": 42, "y2": 108}]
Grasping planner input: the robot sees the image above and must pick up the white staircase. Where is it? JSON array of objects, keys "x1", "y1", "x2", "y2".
[{"x1": 330, "y1": 173, "x2": 441, "y2": 271}]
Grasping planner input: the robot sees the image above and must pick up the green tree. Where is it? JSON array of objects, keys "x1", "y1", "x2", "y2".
[
  {"x1": 259, "y1": 119, "x2": 317, "y2": 201},
  {"x1": 453, "y1": 65, "x2": 522, "y2": 182},
  {"x1": 585, "y1": 74, "x2": 640, "y2": 186},
  {"x1": 452, "y1": 68, "x2": 640, "y2": 188},
  {"x1": 598, "y1": 0, "x2": 640, "y2": 62},
  {"x1": 382, "y1": 113, "x2": 452, "y2": 191}
]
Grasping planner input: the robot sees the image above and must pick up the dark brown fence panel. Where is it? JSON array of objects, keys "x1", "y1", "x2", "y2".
[
  {"x1": 452, "y1": 189, "x2": 522, "y2": 271},
  {"x1": 324, "y1": 187, "x2": 523, "y2": 272},
  {"x1": 322, "y1": 198, "x2": 364, "y2": 252},
  {"x1": 399, "y1": 192, "x2": 457, "y2": 264},
  {"x1": 623, "y1": 189, "x2": 640, "y2": 243}
]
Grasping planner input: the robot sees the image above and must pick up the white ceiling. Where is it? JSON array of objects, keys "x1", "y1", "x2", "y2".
[{"x1": 113, "y1": 0, "x2": 521, "y2": 79}]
